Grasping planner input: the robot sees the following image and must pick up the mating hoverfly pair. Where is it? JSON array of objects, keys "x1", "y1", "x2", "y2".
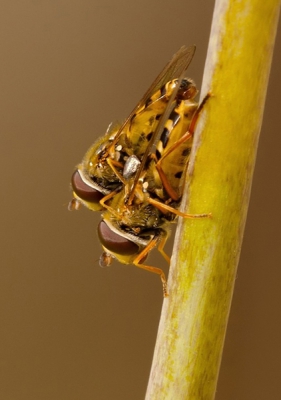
[{"x1": 69, "y1": 45, "x2": 210, "y2": 297}]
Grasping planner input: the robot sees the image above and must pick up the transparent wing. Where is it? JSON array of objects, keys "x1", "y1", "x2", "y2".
[
  {"x1": 127, "y1": 45, "x2": 197, "y2": 203},
  {"x1": 109, "y1": 45, "x2": 196, "y2": 149},
  {"x1": 141, "y1": 45, "x2": 196, "y2": 100}
]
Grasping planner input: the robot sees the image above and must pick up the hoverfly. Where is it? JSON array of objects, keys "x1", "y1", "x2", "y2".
[
  {"x1": 69, "y1": 46, "x2": 210, "y2": 296},
  {"x1": 69, "y1": 46, "x2": 197, "y2": 211}
]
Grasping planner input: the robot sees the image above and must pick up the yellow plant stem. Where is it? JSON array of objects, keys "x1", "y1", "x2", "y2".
[{"x1": 145, "y1": 0, "x2": 280, "y2": 399}]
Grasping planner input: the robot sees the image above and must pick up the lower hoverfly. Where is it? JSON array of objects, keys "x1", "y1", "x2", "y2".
[{"x1": 69, "y1": 46, "x2": 210, "y2": 296}]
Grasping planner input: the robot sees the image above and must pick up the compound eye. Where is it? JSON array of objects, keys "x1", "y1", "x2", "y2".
[
  {"x1": 177, "y1": 79, "x2": 198, "y2": 100},
  {"x1": 98, "y1": 220, "x2": 139, "y2": 256},
  {"x1": 71, "y1": 170, "x2": 103, "y2": 203}
]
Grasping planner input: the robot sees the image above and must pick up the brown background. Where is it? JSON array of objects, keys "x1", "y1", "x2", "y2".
[{"x1": 1, "y1": 1, "x2": 280, "y2": 399}]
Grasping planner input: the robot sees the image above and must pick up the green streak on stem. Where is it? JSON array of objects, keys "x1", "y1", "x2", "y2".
[{"x1": 145, "y1": 1, "x2": 280, "y2": 399}]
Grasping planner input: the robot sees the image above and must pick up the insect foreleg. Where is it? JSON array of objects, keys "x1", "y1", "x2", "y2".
[
  {"x1": 106, "y1": 158, "x2": 127, "y2": 184},
  {"x1": 99, "y1": 190, "x2": 121, "y2": 218},
  {"x1": 188, "y1": 92, "x2": 211, "y2": 135}
]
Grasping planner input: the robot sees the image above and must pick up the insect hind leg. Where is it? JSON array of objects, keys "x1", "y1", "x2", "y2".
[{"x1": 155, "y1": 92, "x2": 211, "y2": 201}]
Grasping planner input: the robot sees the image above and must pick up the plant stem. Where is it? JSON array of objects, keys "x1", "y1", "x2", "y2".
[{"x1": 145, "y1": 0, "x2": 280, "y2": 399}]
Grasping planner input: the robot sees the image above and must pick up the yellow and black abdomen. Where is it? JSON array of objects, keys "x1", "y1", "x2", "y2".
[
  {"x1": 155, "y1": 98, "x2": 198, "y2": 200},
  {"x1": 126, "y1": 79, "x2": 180, "y2": 158}
]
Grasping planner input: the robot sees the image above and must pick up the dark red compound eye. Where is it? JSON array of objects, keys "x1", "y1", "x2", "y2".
[
  {"x1": 71, "y1": 170, "x2": 103, "y2": 203},
  {"x1": 98, "y1": 220, "x2": 139, "y2": 256},
  {"x1": 177, "y1": 79, "x2": 198, "y2": 100}
]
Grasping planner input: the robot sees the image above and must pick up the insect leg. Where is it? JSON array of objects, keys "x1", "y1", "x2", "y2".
[
  {"x1": 133, "y1": 236, "x2": 169, "y2": 297},
  {"x1": 157, "y1": 231, "x2": 170, "y2": 264},
  {"x1": 188, "y1": 92, "x2": 211, "y2": 135},
  {"x1": 106, "y1": 158, "x2": 127, "y2": 184},
  {"x1": 155, "y1": 92, "x2": 212, "y2": 200},
  {"x1": 148, "y1": 197, "x2": 211, "y2": 219},
  {"x1": 99, "y1": 190, "x2": 121, "y2": 218},
  {"x1": 153, "y1": 132, "x2": 193, "y2": 201}
]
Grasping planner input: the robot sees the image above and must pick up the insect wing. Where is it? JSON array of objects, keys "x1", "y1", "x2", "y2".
[
  {"x1": 127, "y1": 46, "x2": 197, "y2": 203},
  {"x1": 108, "y1": 45, "x2": 196, "y2": 150}
]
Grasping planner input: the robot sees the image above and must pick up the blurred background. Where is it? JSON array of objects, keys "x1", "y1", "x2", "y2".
[{"x1": 0, "y1": 1, "x2": 280, "y2": 399}]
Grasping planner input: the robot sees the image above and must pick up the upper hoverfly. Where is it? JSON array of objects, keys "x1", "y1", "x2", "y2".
[{"x1": 69, "y1": 45, "x2": 210, "y2": 296}]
